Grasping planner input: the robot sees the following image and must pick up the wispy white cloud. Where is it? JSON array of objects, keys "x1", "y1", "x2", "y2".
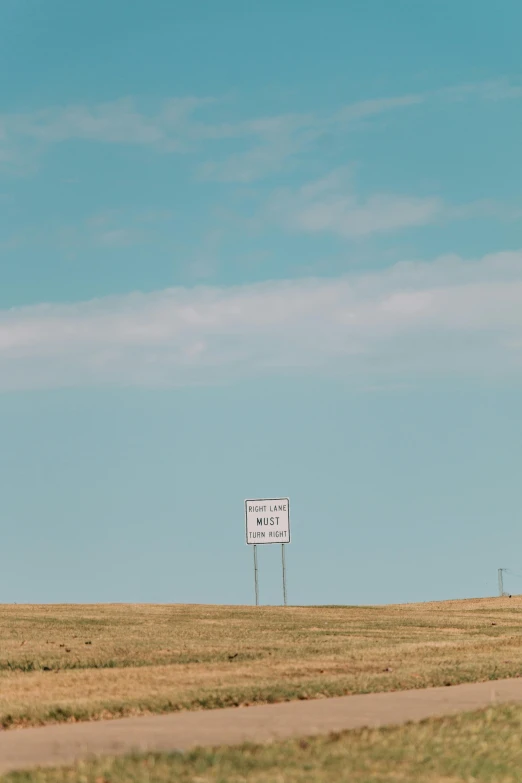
[
  {"x1": 12, "y1": 99, "x2": 163, "y2": 145},
  {"x1": 268, "y1": 168, "x2": 521, "y2": 239},
  {"x1": 331, "y1": 94, "x2": 424, "y2": 124},
  {"x1": 1, "y1": 250, "x2": 522, "y2": 390},
  {"x1": 96, "y1": 228, "x2": 137, "y2": 248},
  {"x1": 1, "y1": 78, "x2": 520, "y2": 181},
  {"x1": 438, "y1": 77, "x2": 522, "y2": 102},
  {"x1": 197, "y1": 79, "x2": 522, "y2": 182},
  {"x1": 270, "y1": 169, "x2": 444, "y2": 237},
  {"x1": 1, "y1": 97, "x2": 216, "y2": 148},
  {"x1": 197, "y1": 96, "x2": 423, "y2": 182}
]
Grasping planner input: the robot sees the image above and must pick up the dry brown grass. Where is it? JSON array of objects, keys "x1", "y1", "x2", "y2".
[{"x1": 1, "y1": 597, "x2": 521, "y2": 729}]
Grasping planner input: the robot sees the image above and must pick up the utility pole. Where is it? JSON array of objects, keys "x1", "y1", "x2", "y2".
[{"x1": 498, "y1": 568, "x2": 507, "y2": 597}]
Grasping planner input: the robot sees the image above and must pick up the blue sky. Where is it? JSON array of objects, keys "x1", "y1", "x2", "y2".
[{"x1": 1, "y1": 0, "x2": 522, "y2": 604}]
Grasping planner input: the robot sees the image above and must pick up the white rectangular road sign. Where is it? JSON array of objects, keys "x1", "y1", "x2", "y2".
[{"x1": 245, "y1": 498, "x2": 290, "y2": 545}]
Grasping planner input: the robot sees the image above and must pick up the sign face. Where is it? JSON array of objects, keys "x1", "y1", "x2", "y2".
[{"x1": 245, "y1": 498, "x2": 290, "y2": 545}]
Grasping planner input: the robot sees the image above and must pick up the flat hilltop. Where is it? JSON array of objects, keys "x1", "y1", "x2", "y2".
[
  {"x1": 1, "y1": 597, "x2": 521, "y2": 729},
  {"x1": 390, "y1": 595, "x2": 522, "y2": 609}
]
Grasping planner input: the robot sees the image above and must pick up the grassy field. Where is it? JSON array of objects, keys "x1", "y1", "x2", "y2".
[
  {"x1": 1, "y1": 596, "x2": 522, "y2": 729},
  {"x1": 6, "y1": 704, "x2": 522, "y2": 782}
]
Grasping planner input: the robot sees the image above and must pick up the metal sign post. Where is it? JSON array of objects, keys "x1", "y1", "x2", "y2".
[
  {"x1": 245, "y1": 497, "x2": 290, "y2": 606},
  {"x1": 281, "y1": 543, "x2": 287, "y2": 607},
  {"x1": 254, "y1": 544, "x2": 259, "y2": 606}
]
